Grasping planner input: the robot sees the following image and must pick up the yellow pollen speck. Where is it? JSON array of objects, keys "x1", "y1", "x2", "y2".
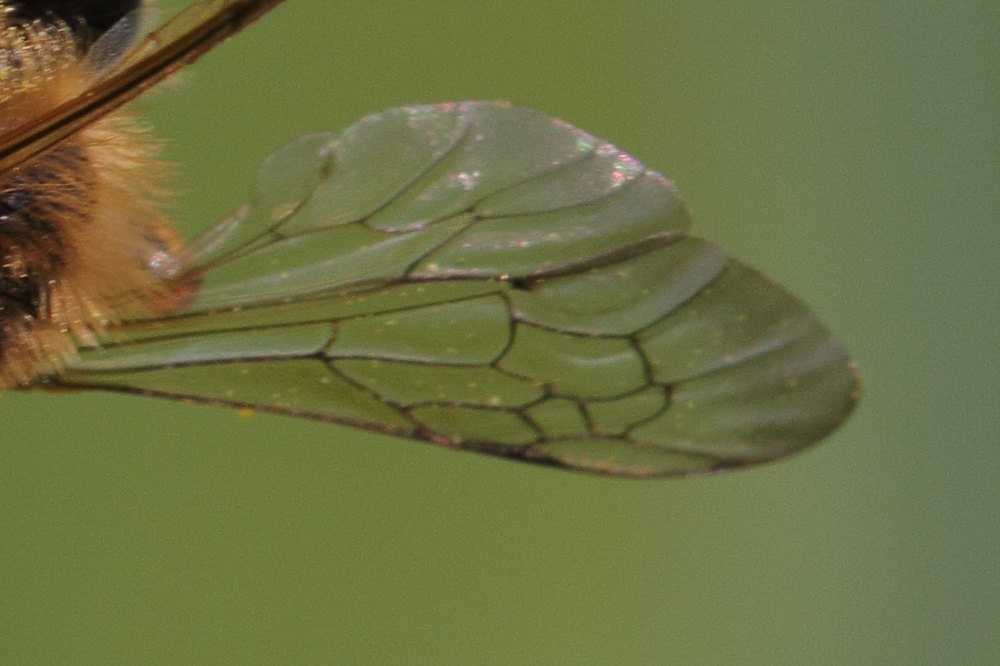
[{"x1": 270, "y1": 202, "x2": 296, "y2": 221}]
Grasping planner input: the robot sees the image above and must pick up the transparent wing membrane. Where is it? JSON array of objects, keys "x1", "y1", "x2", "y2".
[{"x1": 50, "y1": 102, "x2": 859, "y2": 477}]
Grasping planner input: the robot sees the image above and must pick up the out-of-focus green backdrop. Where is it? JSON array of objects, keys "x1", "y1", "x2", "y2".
[{"x1": 1, "y1": 1, "x2": 995, "y2": 663}]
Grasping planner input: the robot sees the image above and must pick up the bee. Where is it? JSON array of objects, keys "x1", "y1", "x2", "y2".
[{"x1": 0, "y1": 0, "x2": 859, "y2": 477}]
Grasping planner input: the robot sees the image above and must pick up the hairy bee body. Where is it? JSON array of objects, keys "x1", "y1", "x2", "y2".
[{"x1": 0, "y1": 8, "x2": 180, "y2": 386}]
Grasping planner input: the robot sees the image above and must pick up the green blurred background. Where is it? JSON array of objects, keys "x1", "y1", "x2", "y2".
[{"x1": 1, "y1": 1, "x2": 996, "y2": 663}]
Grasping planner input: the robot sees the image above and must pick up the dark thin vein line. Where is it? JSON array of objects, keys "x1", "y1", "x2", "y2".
[{"x1": 95, "y1": 290, "x2": 510, "y2": 351}]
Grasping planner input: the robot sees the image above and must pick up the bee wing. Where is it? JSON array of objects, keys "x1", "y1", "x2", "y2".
[
  {"x1": 0, "y1": 0, "x2": 288, "y2": 172},
  {"x1": 51, "y1": 102, "x2": 860, "y2": 477}
]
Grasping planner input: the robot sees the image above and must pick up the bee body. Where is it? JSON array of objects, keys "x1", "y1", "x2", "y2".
[{"x1": 0, "y1": 7, "x2": 179, "y2": 386}]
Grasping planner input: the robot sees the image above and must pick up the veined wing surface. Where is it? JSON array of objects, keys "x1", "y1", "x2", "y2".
[{"x1": 49, "y1": 101, "x2": 860, "y2": 477}]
